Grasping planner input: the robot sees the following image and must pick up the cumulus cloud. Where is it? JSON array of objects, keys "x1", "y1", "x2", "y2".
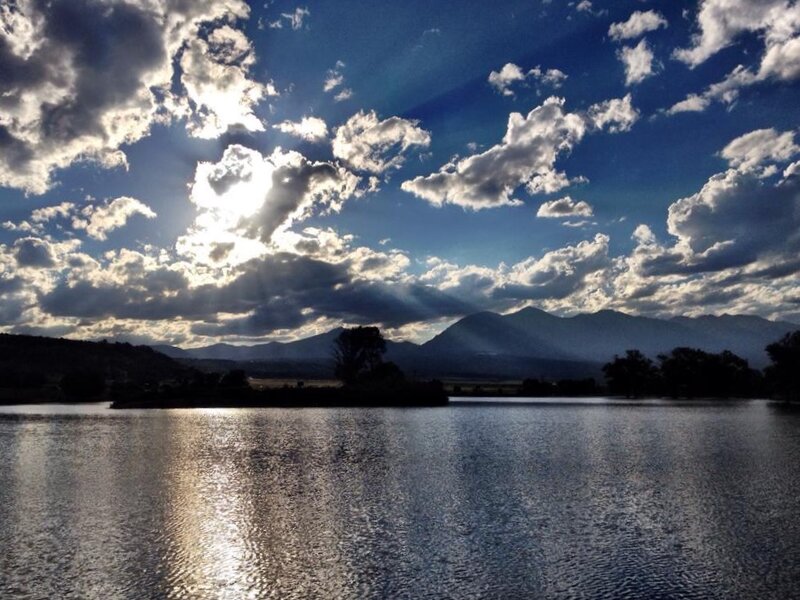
[
  {"x1": 667, "y1": 0, "x2": 800, "y2": 113},
  {"x1": 488, "y1": 63, "x2": 567, "y2": 97},
  {"x1": 332, "y1": 110, "x2": 431, "y2": 173},
  {"x1": 402, "y1": 96, "x2": 638, "y2": 210},
  {"x1": 618, "y1": 40, "x2": 658, "y2": 86},
  {"x1": 586, "y1": 94, "x2": 639, "y2": 133},
  {"x1": 2, "y1": 196, "x2": 155, "y2": 240},
  {"x1": 273, "y1": 116, "x2": 329, "y2": 143},
  {"x1": 14, "y1": 237, "x2": 55, "y2": 268},
  {"x1": 608, "y1": 10, "x2": 668, "y2": 41},
  {"x1": 177, "y1": 144, "x2": 360, "y2": 268},
  {"x1": 498, "y1": 234, "x2": 612, "y2": 300},
  {"x1": 179, "y1": 25, "x2": 274, "y2": 139},
  {"x1": 73, "y1": 197, "x2": 157, "y2": 241},
  {"x1": 719, "y1": 128, "x2": 800, "y2": 173},
  {"x1": 401, "y1": 97, "x2": 587, "y2": 209},
  {"x1": 662, "y1": 170, "x2": 800, "y2": 273},
  {"x1": 537, "y1": 196, "x2": 594, "y2": 218},
  {"x1": 673, "y1": 0, "x2": 796, "y2": 67},
  {"x1": 0, "y1": 0, "x2": 268, "y2": 194}
]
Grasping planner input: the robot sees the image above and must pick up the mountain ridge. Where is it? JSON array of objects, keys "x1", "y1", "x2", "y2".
[{"x1": 152, "y1": 309, "x2": 799, "y2": 377}]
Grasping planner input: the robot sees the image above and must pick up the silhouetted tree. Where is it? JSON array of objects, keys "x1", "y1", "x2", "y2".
[
  {"x1": 360, "y1": 360, "x2": 406, "y2": 386},
  {"x1": 220, "y1": 369, "x2": 249, "y2": 388},
  {"x1": 333, "y1": 327, "x2": 387, "y2": 385},
  {"x1": 765, "y1": 331, "x2": 800, "y2": 401},
  {"x1": 658, "y1": 348, "x2": 710, "y2": 398},
  {"x1": 656, "y1": 347, "x2": 761, "y2": 398},
  {"x1": 602, "y1": 350, "x2": 658, "y2": 398}
]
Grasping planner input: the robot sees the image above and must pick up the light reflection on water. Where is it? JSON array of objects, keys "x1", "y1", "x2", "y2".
[{"x1": 1, "y1": 401, "x2": 799, "y2": 598}]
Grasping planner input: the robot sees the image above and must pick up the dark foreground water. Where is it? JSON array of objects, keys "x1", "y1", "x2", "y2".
[{"x1": 1, "y1": 399, "x2": 799, "y2": 599}]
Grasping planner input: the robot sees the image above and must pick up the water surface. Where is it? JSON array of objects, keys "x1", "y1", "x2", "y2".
[{"x1": 1, "y1": 399, "x2": 799, "y2": 598}]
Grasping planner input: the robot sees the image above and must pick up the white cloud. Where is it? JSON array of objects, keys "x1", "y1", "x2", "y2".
[
  {"x1": 720, "y1": 128, "x2": 800, "y2": 173},
  {"x1": 402, "y1": 97, "x2": 587, "y2": 209},
  {"x1": 73, "y1": 197, "x2": 157, "y2": 241},
  {"x1": 273, "y1": 116, "x2": 329, "y2": 143},
  {"x1": 488, "y1": 63, "x2": 567, "y2": 97},
  {"x1": 0, "y1": 0, "x2": 267, "y2": 194},
  {"x1": 324, "y1": 60, "x2": 347, "y2": 91},
  {"x1": 608, "y1": 10, "x2": 668, "y2": 41},
  {"x1": 334, "y1": 88, "x2": 354, "y2": 102},
  {"x1": 268, "y1": 7, "x2": 310, "y2": 30},
  {"x1": 501, "y1": 234, "x2": 612, "y2": 300},
  {"x1": 667, "y1": 0, "x2": 800, "y2": 113},
  {"x1": 618, "y1": 40, "x2": 657, "y2": 86},
  {"x1": 332, "y1": 110, "x2": 431, "y2": 173},
  {"x1": 179, "y1": 25, "x2": 274, "y2": 139},
  {"x1": 537, "y1": 196, "x2": 594, "y2": 218},
  {"x1": 665, "y1": 94, "x2": 710, "y2": 115},
  {"x1": 575, "y1": 1, "x2": 607, "y2": 17},
  {"x1": 402, "y1": 96, "x2": 638, "y2": 210},
  {"x1": 586, "y1": 94, "x2": 639, "y2": 133},
  {"x1": 177, "y1": 145, "x2": 360, "y2": 270},
  {"x1": 673, "y1": 0, "x2": 796, "y2": 67}
]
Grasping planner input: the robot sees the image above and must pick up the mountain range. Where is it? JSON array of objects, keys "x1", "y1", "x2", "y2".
[{"x1": 153, "y1": 308, "x2": 799, "y2": 379}]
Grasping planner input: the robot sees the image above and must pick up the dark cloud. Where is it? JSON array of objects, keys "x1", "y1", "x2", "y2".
[{"x1": 14, "y1": 237, "x2": 55, "y2": 268}]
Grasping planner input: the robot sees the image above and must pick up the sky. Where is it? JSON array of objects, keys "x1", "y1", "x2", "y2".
[{"x1": 0, "y1": 0, "x2": 799, "y2": 346}]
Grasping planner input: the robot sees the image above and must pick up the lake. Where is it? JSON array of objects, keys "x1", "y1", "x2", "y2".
[{"x1": 1, "y1": 399, "x2": 799, "y2": 598}]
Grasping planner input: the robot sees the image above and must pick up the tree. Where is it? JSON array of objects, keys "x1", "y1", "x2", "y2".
[
  {"x1": 333, "y1": 327, "x2": 387, "y2": 385},
  {"x1": 602, "y1": 350, "x2": 658, "y2": 398},
  {"x1": 765, "y1": 331, "x2": 800, "y2": 401}
]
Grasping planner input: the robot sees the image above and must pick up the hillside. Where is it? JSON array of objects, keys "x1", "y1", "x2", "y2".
[{"x1": 0, "y1": 334, "x2": 191, "y2": 386}]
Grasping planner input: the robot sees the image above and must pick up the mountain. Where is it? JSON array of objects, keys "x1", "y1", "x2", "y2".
[
  {"x1": 152, "y1": 309, "x2": 799, "y2": 379},
  {"x1": 421, "y1": 308, "x2": 796, "y2": 368}
]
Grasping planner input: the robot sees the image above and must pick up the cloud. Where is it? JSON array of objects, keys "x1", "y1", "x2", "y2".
[
  {"x1": 488, "y1": 63, "x2": 567, "y2": 97},
  {"x1": 334, "y1": 88, "x2": 354, "y2": 102},
  {"x1": 179, "y1": 25, "x2": 274, "y2": 139},
  {"x1": 661, "y1": 170, "x2": 800, "y2": 274},
  {"x1": 332, "y1": 110, "x2": 431, "y2": 173},
  {"x1": 177, "y1": 144, "x2": 360, "y2": 268},
  {"x1": 14, "y1": 237, "x2": 55, "y2": 268},
  {"x1": 618, "y1": 40, "x2": 658, "y2": 86},
  {"x1": 719, "y1": 128, "x2": 800, "y2": 173},
  {"x1": 673, "y1": 0, "x2": 796, "y2": 67},
  {"x1": 665, "y1": 94, "x2": 709, "y2": 115},
  {"x1": 498, "y1": 234, "x2": 612, "y2": 300},
  {"x1": 586, "y1": 94, "x2": 639, "y2": 133},
  {"x1": 323, "y1": 60, "x2": 353, "y2": 100},
  {"x1": 0, "y1": 0, "x2": 267, "y2": 194},
  {"x1": 401, "y1": 97, "x2": 588, "y2": 209},
  {"x1": 273, "y1": 116, "x2": 329, "y2": 143},
  {"x1": 268, "y1": 7, "x2": 310, "y2": 30},
  {"x1": 72, "y1": 197, "x2": 156, "y2": 241},
  {"x1": 537, "y1": 196, "x2": 594, "y2": 218},
  {"x1": 608, "y1": 10, "x2": 668, "y2": 41},
  {"x1": 402, "y1": 96, "x2": 638, "y2": 210},
  {"x1": 667, "y1": 0, "x2": 800, "y2": 113},
  {"x1": 574, "y1": 1, "x2": 607, "y2": 17}
]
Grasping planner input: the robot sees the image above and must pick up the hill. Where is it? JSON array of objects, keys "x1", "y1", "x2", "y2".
[{"x1": 0, "y1": 334, "x2": 191, "y2": 400}]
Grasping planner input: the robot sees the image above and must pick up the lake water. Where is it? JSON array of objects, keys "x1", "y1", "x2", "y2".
[{"x1": 1, "y1": 399, "x2": 799, "y2": 599}]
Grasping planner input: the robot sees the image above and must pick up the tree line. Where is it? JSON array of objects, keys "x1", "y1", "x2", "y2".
[{"x1": 602, "y1": 331, "x2": 800, "y2": 400}]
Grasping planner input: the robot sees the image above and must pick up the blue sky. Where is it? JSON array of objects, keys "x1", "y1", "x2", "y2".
[{"x1": 1, "y1": 0, "x2": 799, "y2": 345}]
